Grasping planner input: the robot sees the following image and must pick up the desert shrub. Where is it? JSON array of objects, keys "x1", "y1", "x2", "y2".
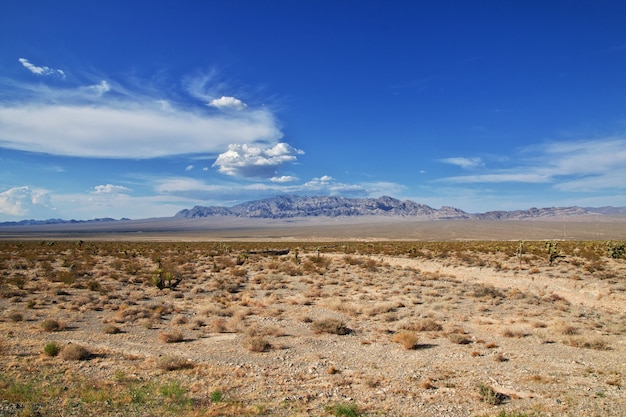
[
  {"x1": 86, "y1": 280, "x2": 101, "y2": 291},
  {"x1": 326, "y1": 402, "x2": 361, "y2": 417},
  {"x1": 60, "y1": 344, "x2": 91, "y2": 361},
  {"x1": 243, "y1": 336, "x2": 272, "y2": 352},
  {"x1": 477, "y1": 383, "x2": 506, "y2": 405},
  {"x1": 41, "y1": 319, "x2": 61, "y2": 332},
  {"x1": 471, "y1": 284, "x2": 504, "y2": 299},
  {"x1": 43, "y1": 342, "x2": 60, "y2": 357},
  {"x1": 311, "y1": 318, "x2": 351, "y2": 335},
  {"x1": 158, "y1": 331, "x2": 184, "y2": 343},
  {"x1": 158, "y1": 355, "x2": 194, "y2": 371},
  {"x1": 401, "y1": 318, "x2": 443, "y2": 332},
  {"x1": 566, "y1": 337, "x2": 609, "y2": 350},
  {"x1": 210, "y1": 390, "x2": 223, "y2": 403},
  {"x1": 392, "y1": 331, "x2": 419, "y2": 349},
  {"x1": 103, "y1": 324, "x2": 122, "y2": 334},
  {"x1": 7, "y1": 311, "x2": 23, "y2": 322},
  {"x1": 447, "y1": 333, "x2": 472, "y2": 345},
  {"x1": 502, "y1": 327, "x2": 530, "y2": 338}
]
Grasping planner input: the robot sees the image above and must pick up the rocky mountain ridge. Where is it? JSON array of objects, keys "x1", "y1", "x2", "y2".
[{"x1": 174, "y1": 195, "x2": 611, "y2": 220}]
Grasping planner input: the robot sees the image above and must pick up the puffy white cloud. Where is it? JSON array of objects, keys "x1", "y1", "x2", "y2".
[
  {"x1": 439, "y1": 157, "x2": 484, "y2": 169},
  {"x1": 18, "y1": 58, "x2": 65, "y2": 77},
  {"x1": 185, "y1": 165, "x2": 194, "y2": 171},
  {"x1": 213, "y1": 143, "x2": 304, "y2": 178},
  {"x1": 0, "y1": 186, "x2": 54, "y2": 216},
  {"x1": 209, "y1": 96, "x2": 247, "y2": 110},
  {"x1": 92, "y1": 184, "x2": 132, "y2": 194}
]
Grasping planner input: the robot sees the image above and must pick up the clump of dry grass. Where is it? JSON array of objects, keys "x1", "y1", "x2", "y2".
[
  {"x1": 399, "y1": 318, "x2": 443, "y2": 332},
  {"x1": 60, "y1": 344, "x2": 91, "y2": 361},
  {"x1": 243, "y1": 336, "x2": 272, "y2": 352},
  {"x1": 311, "y1": 318, "x2": 351, "y2": 335},
  {"x1": 158, "y1": 330, "x2": 184, "y2": 343},
  {"x1": 566, "y1": 337, "x2": 610, "y2": 350},
  {"x1": 103, "y1": 324, "x2": 122, "y2": 334},
  {"x1": 158, "y1": 355, "x2": 194, "y2": 371},
  {"x1": 41, "y1": 319, "x2": 63, "y2": 332},
  {"x1": 392, "y1": 331, "x2": 419, "y2": 350}
]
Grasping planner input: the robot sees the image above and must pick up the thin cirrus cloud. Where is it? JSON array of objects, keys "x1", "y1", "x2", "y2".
[
  {"x1": 0, "y1": 60, "x2": 285, "y2": 159},
  {"x1": 439, "y1": 137, "x2": 626, "y2": 191},
  {"x1": 439, "y1": 157, "x2": 484, "y2": 169}
]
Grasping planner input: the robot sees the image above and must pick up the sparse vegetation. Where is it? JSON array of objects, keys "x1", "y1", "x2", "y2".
[{"x1": 0, "y1": 239, "x2": 624, "y2": 416}]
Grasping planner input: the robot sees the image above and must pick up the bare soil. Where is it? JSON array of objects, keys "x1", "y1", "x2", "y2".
[{"x1": 1, "y1": 237, "x2": 625, "y2": 416}]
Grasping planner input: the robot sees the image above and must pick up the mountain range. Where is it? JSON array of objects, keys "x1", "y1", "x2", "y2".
[
  {"x1": 174, "y1": 195, "x2": 624, "y2": 220},
  {"x1": 2, "y1": 195, "x2": 625, "y2": 227}
]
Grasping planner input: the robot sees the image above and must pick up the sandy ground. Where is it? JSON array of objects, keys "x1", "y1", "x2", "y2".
[{"x1": 1, "y1": 239, "x2": 625, "y2": 416}]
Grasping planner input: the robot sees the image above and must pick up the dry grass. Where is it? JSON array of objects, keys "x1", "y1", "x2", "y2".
[
  {"x1": 392, "y1": 330, "x2": 419, "y2": 349},
  {"x1": 0, "y1": 239, "x2": 624, "y2": 417}
]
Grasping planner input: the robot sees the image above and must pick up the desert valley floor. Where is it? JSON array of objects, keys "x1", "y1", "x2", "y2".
[{"x1": 1, "y1": 219, "x2": 625, "y2": 416}]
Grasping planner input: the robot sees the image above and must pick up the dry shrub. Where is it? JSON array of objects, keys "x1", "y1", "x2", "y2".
[
  {"x1": 566, "y1": 337, "x2": 609, "y2": 350},
  {"x1": 311, "y1": 318, "x2": 351, "y2": 335},
  {"x1": 103, "y1": 324, "x2": 122, "y2": 334},
  {"x1": 556, "y1": 322, "x2": 579, "y2": 335},
  {"x1": 448, "y1": 333, "x2": 472, "y2": 344},
  {"x1": 172, "y1": 314, "x2": 189, "y2": 325},
  {"x1": 502, "y1": 327, "x2": 530, "y2": 338},
  {"x1": 41, "y1": 319, "x2": 62, "y2": 332},
  {"x1": 392, "y1": 331, "x2": 419, "y2": 350},
  {"x1": 243, "y1": 336, "x2": 272, "y2": 352},
  {"x1": 60, "y1": 344, "x2": 91, "y2": 361},
  {"x1": 400, "y1": 318, "x2": 443, "y2": 332},
  {"x1": 159, "y1": 330, "x2": 184, "y2": 343},
  {"x1": 7, "y1": 311, "x2": 23, "y2": 322},
  {"x1": 158, "y1": 355, "x2": 194, "y2": 371}
]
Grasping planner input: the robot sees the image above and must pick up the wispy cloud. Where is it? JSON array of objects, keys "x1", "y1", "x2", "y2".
[
  {"x1": 439, "y1": 157, "x2": 483, "y2": 169},
  {"x1": 92, "y1": 184, "x2": 132, "y2": 194},
  {"x1": 0, "y1": 65, "x2": 284, "y2": 159},
  {"x1": 212, "y1": 143, "x2": 304, "y2": 178},
  {"x1": 18, "y1": 58, "x2": 65, "y2": 77},
  {"x1": 438, "y1": 137, "x2": 626, "y2": 192}
]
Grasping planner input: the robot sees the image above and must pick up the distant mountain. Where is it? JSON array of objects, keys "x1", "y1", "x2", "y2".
[
  {"x1": 174, "y1": 195, "x2": 619, "y2": 220},
  {"x1": 175, "y1": 195, "x2": 471, "y2": 220},
  {"x1": 0, "y1": 217, "x2": 127, "y2": 227}
]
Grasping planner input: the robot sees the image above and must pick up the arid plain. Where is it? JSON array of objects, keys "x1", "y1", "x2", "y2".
[{"x1": 1, "y1": 218, "x2": 625, "y2": 416}]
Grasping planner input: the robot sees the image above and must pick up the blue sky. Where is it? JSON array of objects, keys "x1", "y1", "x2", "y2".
[{"x1": 1, "y1": 1, "x2": 626, "y2": 220}]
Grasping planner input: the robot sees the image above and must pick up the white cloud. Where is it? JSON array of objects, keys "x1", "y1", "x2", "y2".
[
  {"x1": 0, "y1": 186, "x2": 55, "y2": 216},
  {"x1": 270, "y1": 175, "x2": 298, "y2": 183},
  {"x1": 18, "y1": 58, "x2": 65, "y2": 77},
  {"x1": 92, "y1": 184, "x2": 132, "y2": 194},
  {"x1": 213, "y1": 143, "x2": 304, "y2": 178},
  {"x1": 0, "y1": 105, "x2": 282, "y2": 158},
  {"x1": 440, "y1": 157, "x2": 483, "y2": 169},
  {"x1": 85, "y1": 80, "x2": 110, "y2": 96},
  {"x1": 209, "y1": 96, "x2": 247, "y2": 110},
  {"x1": 0, "y1": 69, "x2": 283, "y2": 158},
  {"x1": 185, "y1": 165, "x2": 194, "y2": 171},
  {"x1": 438, "y1": 137, "x2": 626, "y2": 191}
]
